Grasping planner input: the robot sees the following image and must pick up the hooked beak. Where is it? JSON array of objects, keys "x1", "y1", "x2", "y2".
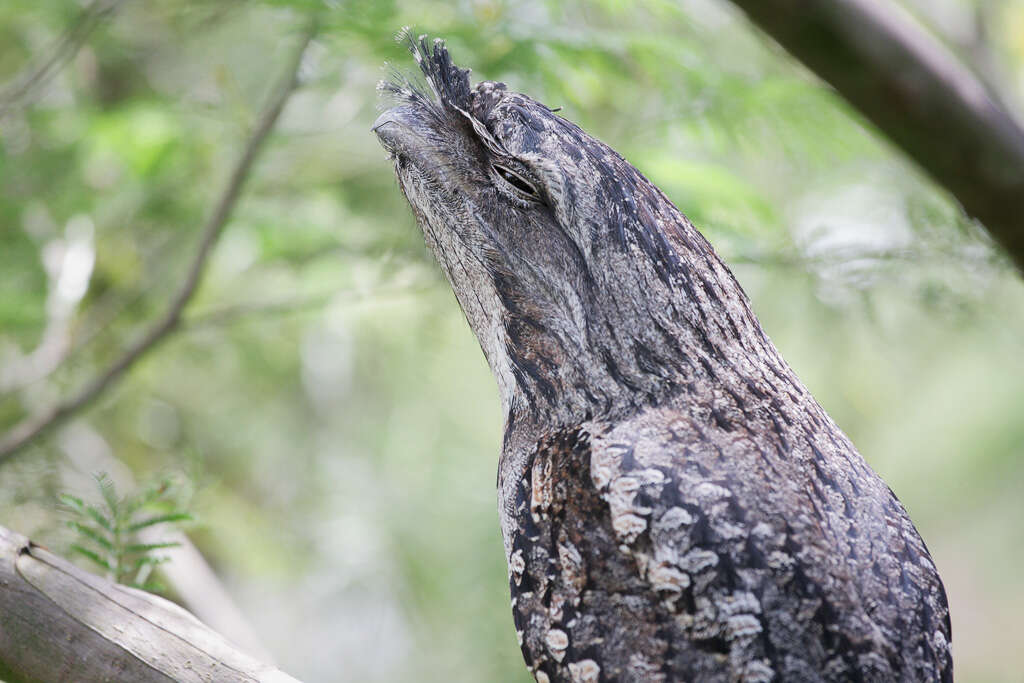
[{"x1": 372, "y1": 107, "x2": 422, "y2": 155}]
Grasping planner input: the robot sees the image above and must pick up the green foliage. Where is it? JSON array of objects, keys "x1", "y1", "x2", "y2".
[
  {"x1": 0, "y1": 1, "x2": 1023, "y2": 681},
  {"x1": 58, "y1": 473, "x2": 192, "y2": 593}
]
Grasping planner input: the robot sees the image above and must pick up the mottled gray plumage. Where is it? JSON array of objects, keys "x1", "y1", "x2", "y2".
[{"x1": 373, "y1": 36, "x2": 952, "y2": 682}]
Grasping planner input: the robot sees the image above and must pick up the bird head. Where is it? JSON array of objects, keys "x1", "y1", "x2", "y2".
[{"x1": 374, "y1": 35, "x2": 763, "y2": 433}]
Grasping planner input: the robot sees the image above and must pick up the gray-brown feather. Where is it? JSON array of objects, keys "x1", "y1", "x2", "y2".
[
  {"x1": 509, "y1": 402, "x2": 950, "y2": 682},
  {"x1": 374, "y1": 36, "x2": 952, "y2": 683}
]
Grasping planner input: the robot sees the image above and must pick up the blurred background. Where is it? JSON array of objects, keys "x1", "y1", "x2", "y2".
[{"x1": 2, "y1": 1, "x2": 1023, "y2": 681}]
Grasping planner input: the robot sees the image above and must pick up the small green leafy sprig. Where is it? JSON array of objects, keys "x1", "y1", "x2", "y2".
[{"x1": 58, "y1": 472, "x2": 193, "y2": 593}]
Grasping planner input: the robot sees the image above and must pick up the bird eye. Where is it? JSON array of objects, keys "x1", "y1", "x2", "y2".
[{"x1": 491, "y1": 162, "x2": 540, "y2": 200}]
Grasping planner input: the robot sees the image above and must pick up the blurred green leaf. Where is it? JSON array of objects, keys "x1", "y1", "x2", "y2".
[{"x1": 1, "y1": 1, "x2": 1023, "y2": 681}]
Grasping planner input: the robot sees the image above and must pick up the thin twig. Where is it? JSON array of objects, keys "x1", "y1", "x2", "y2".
[
  {"x1": 0, "y1": 0, "x2": 123, "y2": 117},
  {"x1": 0, "y1": 21, "x2": 318, "y2": 464}
]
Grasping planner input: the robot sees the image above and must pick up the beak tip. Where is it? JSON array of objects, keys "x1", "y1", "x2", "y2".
[
  {"x1": 372, "y1": 108, "x2": 419, "y2": 155},
  {"x1": 372, "y1": 109, "x2": 402, "y2": 133}
]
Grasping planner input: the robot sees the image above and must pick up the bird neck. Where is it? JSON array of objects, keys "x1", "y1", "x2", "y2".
[{"x1": 499, "y1": 254, "x2": 789, "y2": 442}]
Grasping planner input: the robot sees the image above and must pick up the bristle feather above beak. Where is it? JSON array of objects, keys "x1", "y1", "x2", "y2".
[{"x1": 404, "y1": 33, "x2": 472, "y2": 112}]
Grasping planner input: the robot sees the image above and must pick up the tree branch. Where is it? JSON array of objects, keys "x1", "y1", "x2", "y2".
[
  {"x1": 0, "y1": 524, "x2": 301, "y2": 683},
  {"x1": 0, "y1": 21, "x2": 317, "y2": 464},
  {"x1": 724, "y1": 0, "x2": 1024, "y2": 271},
  {"x1": 0, "y1": 0, "x2": 123, "y2": 117}
]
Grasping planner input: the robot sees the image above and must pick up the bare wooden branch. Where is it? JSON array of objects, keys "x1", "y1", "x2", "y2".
[
  {"x1": 725, "y1": 0, "x2": 1024, "y2": 271},
  {"x1": 150, "y1": 529, "x2": 277, "y2": 663},
  {"x1": 0, "y1": 21, "x2": 317, "y2": 464},
  {"x1": 0, "y1": 524, "x2": 301, "y2": 683}
]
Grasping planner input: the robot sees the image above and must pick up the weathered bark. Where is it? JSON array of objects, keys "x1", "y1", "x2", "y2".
[
  {"x1": 0, "y1": 524, "x2": 301, "y2": 683},
  {"x1": 725, "y1": 0, "x2": 1024, "y2": 271}
]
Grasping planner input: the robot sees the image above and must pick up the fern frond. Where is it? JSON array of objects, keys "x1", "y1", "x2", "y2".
[
  {"x1": 94, "y1": 472, "x2": 120, "y2": 516},
  {"x1": 66, "y1": 521, "x2": 113, "y2": 551},
  {"x1": 124, "y1": 542, "x2": 180, "y2": 553},
  {"x1": 83, "y1": 503, "x2": 114, "y2": 532},
  {"x1": 130, "y1": 555, "x2": 171, "y2": 569},
  {"x1": 127, "y1": 512, "x2": 193, "y2": 532},
  {"x1": 60, "y1": 471, "x2": 194, "y2": 598},
  {"x1": 57, "y1": 493, "x2": 86, "y2": 512},
  {"x1": 69, "y1": 544, "x2": 112, "y2": 571}
]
